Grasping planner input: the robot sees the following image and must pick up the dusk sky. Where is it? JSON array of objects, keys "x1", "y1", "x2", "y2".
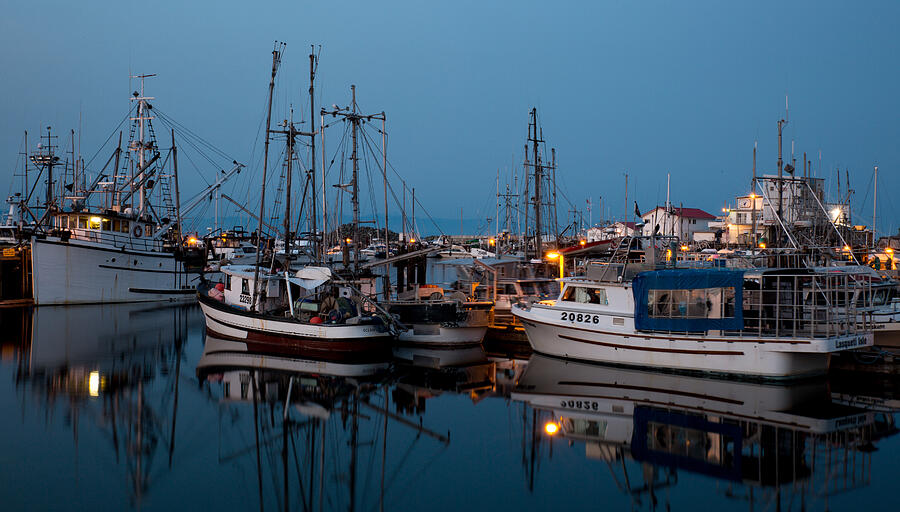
[{"x1": 2, "y1": 1, "x2": 898, "y2": 235}]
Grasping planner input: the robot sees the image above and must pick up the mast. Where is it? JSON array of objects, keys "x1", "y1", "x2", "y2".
[
  {"x1": 351, "y1": 85, "x2": 360, "y2": 270},
  {"x1": 752, "y1": 142, "x2": 757, "y2": 246},
  {"x1": 309, "y1": 47, "x2": 319, "y2": 263},
  {"x1": 529, "y1": 108, "x2": 543, "y2": 257},
  {"x1": 283, "y1": 107, "x2": 295, "y2": 267},
  {"x1": 382, "y1": 116, "x2": 390, "y2": 299},
  {"x1": 251, "y1": 43, "x2": 283, "y2": 312},
  {"x1": 171, "y1": 129, "x2": 183, "y2": 249},
  {"x1": 130, "y1": 73, "x2": 156, "y2": 218},
  {"x1": 873, "y1": 165, "x2": 878, "y2": 245},
  {"x1": 321, "y1": 85, "x2": 385, "y2": 273}
]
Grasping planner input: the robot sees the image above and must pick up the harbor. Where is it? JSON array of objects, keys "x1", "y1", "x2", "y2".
[{"x1": 2, "y1": 1, "x2": 900, "y2": 510}]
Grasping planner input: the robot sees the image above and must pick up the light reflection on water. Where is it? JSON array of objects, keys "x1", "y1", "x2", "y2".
[{"x1": 0, "y1": 303, "x2": 898, "y2": 511}]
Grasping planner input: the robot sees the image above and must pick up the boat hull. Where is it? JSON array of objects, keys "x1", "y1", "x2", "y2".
[
  {"x1": 198, "y1": 292, "x2": 393, "y2": 362},
  {"x1": 396, "y1": 325, "x2": 487, "y2": 346},
  {"x1": 513, "y1": 304, "x2": 872, "y2": 379},
  {"x1": 31, "y1": 237, "x2": 193, "y2": 305}
]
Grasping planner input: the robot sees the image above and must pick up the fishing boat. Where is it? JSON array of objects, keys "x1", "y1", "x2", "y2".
[
  {"x1": 512, "y1": 238, "x2": 875, "y2": 379},
  {"x1": 198, "y1": 264, "x2": 394, "y2": 361},
  {"x1": 198, "y1": 45, "x2": 397, "y2": 358},
  {"x1": 3, "y1": 76, "x2": 241, "y2": 305},
  {"x1": 382, "y1": 284, "x2": 492, "y2": 346}
]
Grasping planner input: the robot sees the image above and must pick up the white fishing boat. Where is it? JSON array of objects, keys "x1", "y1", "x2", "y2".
[
  {"x1": 198, "y1": 264, "x2": 394, "y2": 361},
  {"x1": 5, "y1": 76, "x2": 242, "y2": 305},
  {"x1": 512, "y1": 250, "x2": 875, "y2": 378},
  {"x1": 382, "y1": 284, "x2": 492, "y2": 346}
]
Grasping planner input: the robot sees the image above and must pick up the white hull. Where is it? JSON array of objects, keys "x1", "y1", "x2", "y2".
[
  {"x1": 513, "y1": 304, "x2": 872, "y2": 379},
  {"x1": 397, "y1": 325, "x2": 487, "y2": 346},
  {"x1": 198, "y1": 291, "x2": 393, "y2": 361},
  {"x1": 31, "y1": 237, "x2": 193, "y2": 305}
]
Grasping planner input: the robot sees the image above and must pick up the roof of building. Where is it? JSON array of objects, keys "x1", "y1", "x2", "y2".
[{"x1": 641, "y1": 206, "x2": 716, "y2": 220}]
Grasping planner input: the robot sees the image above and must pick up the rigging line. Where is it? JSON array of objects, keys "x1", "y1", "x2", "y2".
[
  {"x1": 322, "y1": 120, "x2": 352, "y2": 181},
  {"x1": 152, "y1": 108, "x2": 235, "y2": 162},
  {"x1": 82, "y1": 105, "x2": 137, "y2": 168},
  {"x1": 154, "y1": 113, "x2": 221, "y2": 175},
  {"x1": 358, "y1": 126, "x2": 445, "y2": 236}
]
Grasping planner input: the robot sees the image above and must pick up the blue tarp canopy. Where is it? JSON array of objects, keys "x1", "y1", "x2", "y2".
[{"x1": 632, "y1": 268, "x2": 745, "y2": 332}]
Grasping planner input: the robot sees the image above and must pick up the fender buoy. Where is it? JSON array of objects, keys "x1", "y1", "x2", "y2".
[{"x1": 133, "y1": 225, "x2": 143, "y2": 238}]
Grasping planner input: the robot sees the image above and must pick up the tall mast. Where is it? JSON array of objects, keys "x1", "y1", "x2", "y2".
[
  {"x1": 309, "y1": 47, "x2": 319, "y2": 263},
  {"x1": 351, "y1": 85, "x2": 360, "y2": 270},
  {"x1": 171, "y1": 129, "x2": 182, "y2": 248},
  {"x1": 873, "y1": 165, "x2": 878, "y2": 245},
  {"x1": 251, "y1": 43, "x2": 283, "y2": 312},
  {"x1": 529, "y1": 108, "x2": 543, "y2": 257},
  {"x1": 320, "y1": 85, "x2": 385, "y2": 273},
  {"x1": 283, "y1": 107, "x2": 295, "y2": 267},
  {"x1": 130, "y1": 73, "x2": 156, "y2": 218}
]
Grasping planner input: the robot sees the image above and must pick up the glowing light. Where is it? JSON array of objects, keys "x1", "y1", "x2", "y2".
[
  {"x1": 89, "y1": 371, "x2": 100, "y2": 397},
  {"x1": 758, "y1": 242, "x2": 766, "y2": 249},
  {"x1": 843, "y1": 245, "x2": 852, "y2": 252},
  {"x1": 886, "y1": 247, "x2": 894, "y2": 255},
  {"x1": 187, "y1": 236, "x2": 199, "y2": 246},
  {"x1": 545, "y1": 251, "x2": 560, "y2": 260},
  {"x1": 544, "y1": 422, "x2": 559, "y2": 435},
  {"x1": 749, "y1": 193, "x2": 756, "y2": 199},
  {"x1": 831, "y1": 207, "x2": 842, "y2": 221},
  {"x1": 680, "y1": 245, "x2": 689, "y2": 251},
  {"x1": 579, "y1": 240, "x2": 586, "y2": 246},
  {"x1": 665, "y1": 249, "x2": 672, "y2": 261},
  {"x1": 722, "y1": 208, "x2": 727, "y2": 212},
  {"x1": 89, "y1": 216, "x2": 103, "y2": 227},
  {"x1": 488, "y1": 238, "x2": 496, "y2": 246},
  {"x1": 345, "y1": 238, "x2": 353, "y2": 244},
  {"x1": 409, "y1": 238, "x2": 416, "y2": 244}
]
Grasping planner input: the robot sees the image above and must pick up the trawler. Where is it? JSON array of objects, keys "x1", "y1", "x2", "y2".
[
  {"x1": 512, "y1": 236, "x2": 875, "y2": 378},
  {"x1": 3, "y1": 76, "x2": 241, "y2": 305}
]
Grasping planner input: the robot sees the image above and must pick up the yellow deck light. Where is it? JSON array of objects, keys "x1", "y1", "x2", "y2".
[{"x1": 544, "y1": 422, "x2": 559, "y2": 435}]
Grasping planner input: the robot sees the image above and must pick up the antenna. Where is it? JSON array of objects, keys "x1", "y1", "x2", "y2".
[{"x1": 785, "y1": 94, "x2": 789, "y2": 123}]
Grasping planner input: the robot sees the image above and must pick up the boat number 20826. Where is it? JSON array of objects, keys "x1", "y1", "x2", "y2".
[{"x1": 561, "y1": 312, "x2": 601, "y2": 324}]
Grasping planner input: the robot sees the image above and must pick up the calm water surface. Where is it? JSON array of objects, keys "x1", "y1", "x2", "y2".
[{"x1": 1, "y1": 303, "x2": 898, "y2": 511}]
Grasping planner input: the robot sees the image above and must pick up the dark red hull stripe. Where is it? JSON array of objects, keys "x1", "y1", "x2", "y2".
[
  {"x1": 205, "y1": 327, "x2": 393, "y2": 361},
  {"x1": 557, "y1": 334, "x2": 745, "y2": 356}
]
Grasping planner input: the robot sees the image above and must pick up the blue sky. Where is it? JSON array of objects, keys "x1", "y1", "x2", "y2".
[{"x1": 2, "y1": 1, "x2": 898, "y2": 235}]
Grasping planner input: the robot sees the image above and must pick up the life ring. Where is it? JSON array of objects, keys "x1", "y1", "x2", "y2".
[{"x1": 133, "y1": 225, "x2": 143, "y2": 238}]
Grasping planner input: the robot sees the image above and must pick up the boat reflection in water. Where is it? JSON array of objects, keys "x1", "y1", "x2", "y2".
[
  {"x1": 1, "y1": 303, "x2": 193, "y2": 508},
  {"x1": 512, "y1": 355, "x2": 897, "y2": 509},
  {"x1": 196, "y1": 335, "x2": 453, "y2": 512}
]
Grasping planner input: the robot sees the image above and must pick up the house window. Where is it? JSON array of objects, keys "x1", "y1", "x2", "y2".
[
  {"x1": 647, "y1": 287, "x2": 736, "y2": 319},
  {"x1": 562, "y1": 286, "x2": 608, "y2": 305}
]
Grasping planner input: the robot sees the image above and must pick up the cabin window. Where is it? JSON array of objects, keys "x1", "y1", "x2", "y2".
[
  {"x1": 225, "y1": 274, "x2": 232, "y2": 290},
  {"x1": 112, "y1": 219, "x2": 120, "y2": 232},
  {"x1": 78, "y1": 216, "x2": 88, "y2": 228},
  {"x1": 562, "y1": 286, "x2": 608, "y2": 305},
  {"x1": 648, "y1": 287, "x2": 736, "y2": 319},
  {"x1": 120, "y1": 220, "x2": 130, "y2": 233},
  {"x1": 241, "y1": 278, "x2": 249, "y2": 294}
]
